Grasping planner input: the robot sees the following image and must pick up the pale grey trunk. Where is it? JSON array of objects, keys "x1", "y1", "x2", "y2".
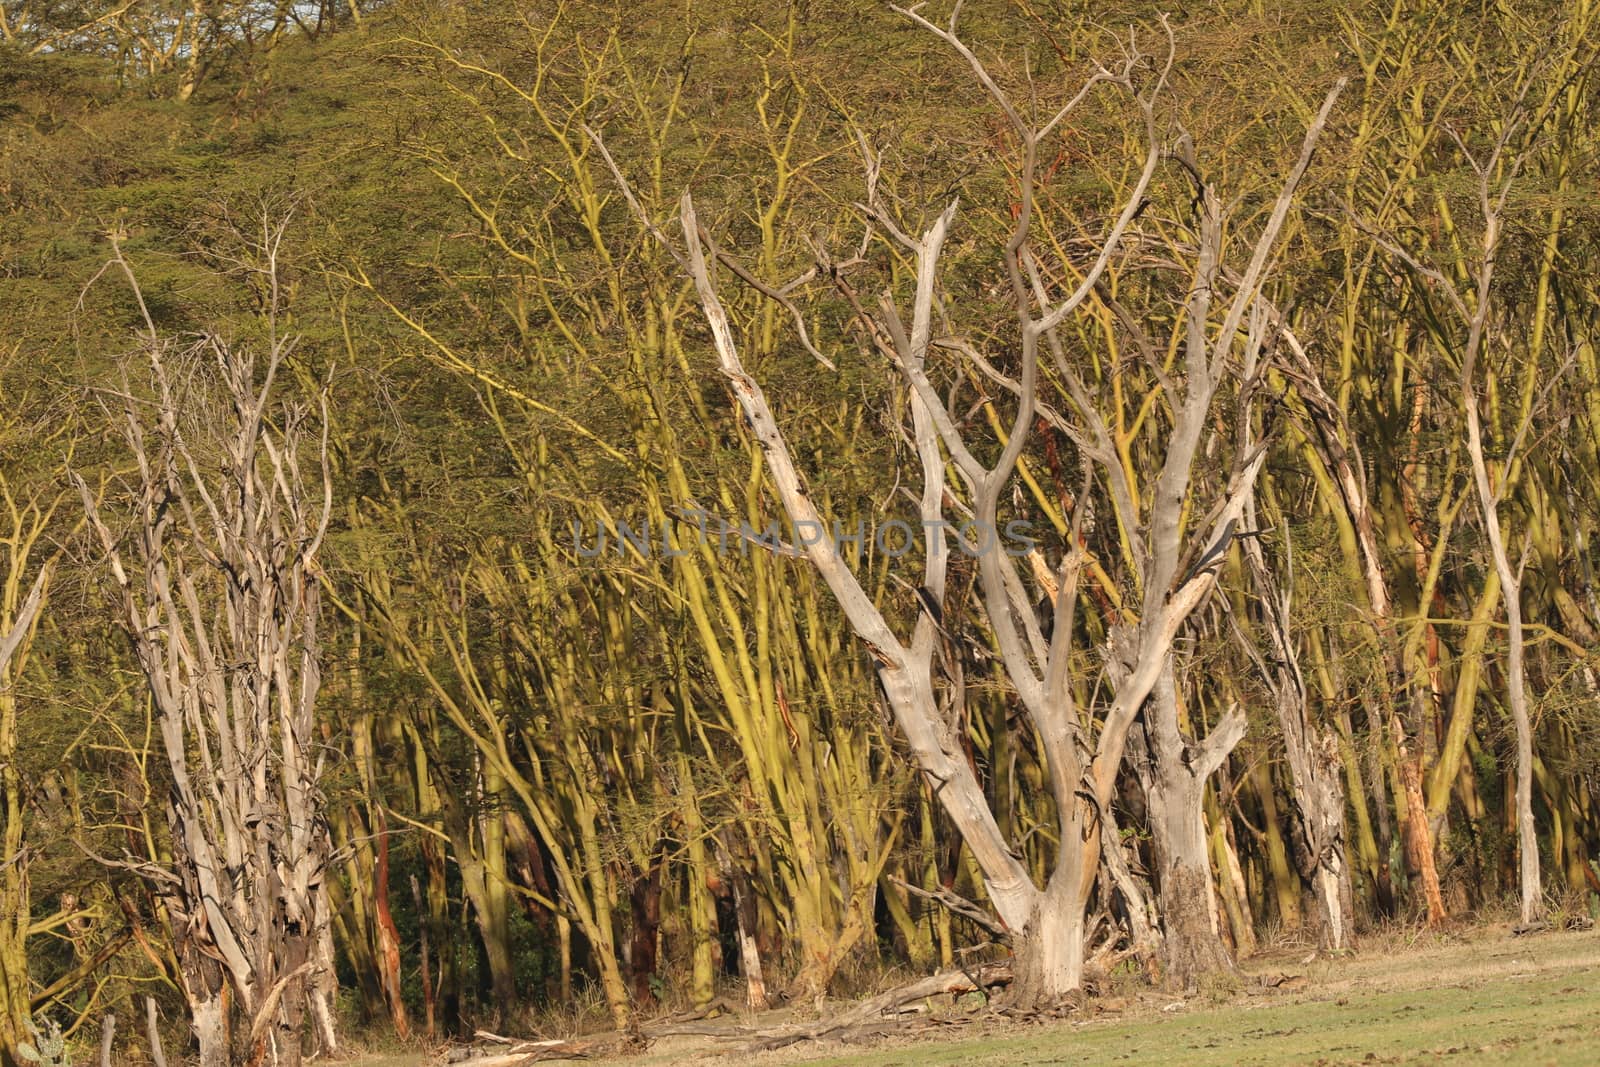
[
  {"x1": 1137, "y1": 669, "x2": 1244, "y2": 987},
  {"x1": 1459, "y1": 200, "x2": 1544, "y2": 927},
  {"x1": 75, "y1": 233, "x2": 335, "y2": 1061},
  {"x1": 144, "y1": 997, "x2": 169, "y2": 1067},
  {"x1": 1305, "y1": 785, "x2": 1355, "y2": 949},
  {"x1": 98, "y1": 1013, "x2": 114, "y2": 1067},
  {"x1": 658, "y1": 29, "x2": 1342, "y2": 1001},
  {"x1": 1316, "y1": 858, "x2": 1351, "y2": 950},
  {"x1": 1145, "y1": 761, "x2": 1230, "y2": 986},
  {"x1": 1011, "y1": 882, "x2": 1086, "y2": 1001},
  {"x1": 1507, "y1": 587, "x2": 1543, "y2": 925},
  {"x1": 191, "y1": 996, "x2": 226, "y2": 1067},
  {"x1": 310, "y1": 895, "x2": 339, "y2": 1055}
]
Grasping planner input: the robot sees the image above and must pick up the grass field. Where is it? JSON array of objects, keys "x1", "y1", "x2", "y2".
[
  {"x1": 783, "y1": 934, "x2": 1600, "y2": 1066},
  {"x1": 351, "y1": 925, "x2": 1600, "y2": 1067}
]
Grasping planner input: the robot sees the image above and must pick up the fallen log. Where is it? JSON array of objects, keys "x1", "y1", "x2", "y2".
[
  {"x1": 446, "y1": 1036, "x2": 622, "y2": 1066},
  {"x1": 639, "y1": 1021, "x2": 756, "y2": 1039},
  {"x1": 743, "y1": 961, "x2": 1012, "y2": 1053}
]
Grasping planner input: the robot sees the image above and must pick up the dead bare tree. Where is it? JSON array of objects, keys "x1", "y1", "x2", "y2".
[
  {"x1": 75, "y1": 225, "x2": 337, "y2": 1067},
  {"x1": 598, "y1": 7, "x2": 1344, "y2": 993},
  {"x1": 1234, "y1": 494, "x2": 1355, "y2": 950},
  {"x1": 1275, "y1": 318, "x2": 1430, "y2": 927}
]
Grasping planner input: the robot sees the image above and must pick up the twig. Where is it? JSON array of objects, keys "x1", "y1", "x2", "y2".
[
  {"x1": 99, "y1": 1012, "x2": 115, "y2": 1067},
  {"x1": 146, "y1": 997, "x2": 169, "y2": 1067},
  {"x1": 888, "y1": 876, "x2": 1011, "y2": 942}
]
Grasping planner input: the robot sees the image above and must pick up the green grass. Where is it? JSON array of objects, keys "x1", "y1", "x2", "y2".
[
  {"x1": 794, "y1": 969, "x2": 1597, "y2": 1066},
  {"x1": 793, "y1": 927, "x2": 1600, "y2": 1062},
  {"x1": 344, "y1": 927, "x2": 1600, "y2": 1066},
  {"x1": 669, "y1": 927, "x2": 1600, "y2": 1066}
]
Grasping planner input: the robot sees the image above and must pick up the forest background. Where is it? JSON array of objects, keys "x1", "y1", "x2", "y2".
[{"x1": 2, "y1": 0, "x2": 1599, "y2": 1062}]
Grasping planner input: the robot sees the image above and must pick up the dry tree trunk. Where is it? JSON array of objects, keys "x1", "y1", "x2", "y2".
[
  {"x1": 1133, "y1": 669, "x2": 1244, "y2": 985},
  {"x1": 745, "y1": 963, "x2": 1013, "y2": 1053},
  {"x1": 97, "y1": 1013, "x2": 114, "y2": 1067},
  {"x1": 76, "y1": 226, "x2": 335, "y2": 1066},
  {"x1": 1464, "y1": 328, "x2": 1547, "y2": 930},
  {"x1": 1280, "y1": 327, "x2": 1444, "y2": 928},
  {"x1": 145, "y1": 997, "x2": 169, "y2": 1067},
  {"x1": 1236, "y1": 487, "x2": 1355, "y2": 949},
  {"x1": 597, "y1": 4, "x2": 1340, "y2": 999},
  {"x1": 715, "y1": 835, "x2": 768, "y2": 1012}
]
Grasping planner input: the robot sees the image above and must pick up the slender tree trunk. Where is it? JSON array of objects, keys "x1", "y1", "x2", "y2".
[
  {"x1": 373, "y1": 811, "x2": 410, "y2": 1038},
  {"x1": 717, "y1": 837, "x2": 768, "y2": 1012},
  {"x1": 1505, "y1": 581, "x2": 1543, "y2": 924},
  {"x1": 1461, "y1": 276, "x2": 1542, "y2": 925},
  {"x1": 311, "y1": 896, "x2": 339, "y2": 1057},
  {"x1": 629, "y1": 849, "x2": 665, "y2": 1008},
  {"x1": 1394, "y1": 743, "x2": 1447, "y2": 923},
  {"x1": 557, "y1": 914, "x2": 572, "y2": 1007},
  {"x1": 145, "y1": 998, "x2": 168, "y2": 1067},
  {"x1": 411, "y1": 875, "x2": 435, "y2": 1040}
]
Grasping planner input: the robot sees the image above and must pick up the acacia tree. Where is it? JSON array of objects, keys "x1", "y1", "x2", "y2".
[
  {"x1": 0, "y1": 514, "x2": 54, "y2": 1067},
  {"x1": 1340, "y1": 14, "x2": 1600, "y2": 917},
  {"x1": 0, "y1": 372, "x2": 104, "y2": 1067},
  {"x1": 610, "y1": 9, "x2": 1344, "y2": 993},
  {"x1": 0, "y1": 0, "x2": 353, "y2": 97},
  {"x1": 347, "y1": 7, "x2": 917, "y2": 1011},
  {"x1": 1365, "y1": 111, "x2": 1561, "y2": 931},
  {"x1": 76, "y1": 233, "x2": 337, "y2": 1067}
]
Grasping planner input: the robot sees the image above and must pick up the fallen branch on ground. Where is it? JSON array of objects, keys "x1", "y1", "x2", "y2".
[
  {"x1": 446, "y1": 1036, "x2": 624, "y2": 1066},
  {"x1": 743, "y1": 962, "x2": 1013, "y2": 1053}
]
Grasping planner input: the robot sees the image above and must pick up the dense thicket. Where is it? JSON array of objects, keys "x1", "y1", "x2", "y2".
[{"x1": 1, "y1": 0, "x2": 1598, "y2": 1060}]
